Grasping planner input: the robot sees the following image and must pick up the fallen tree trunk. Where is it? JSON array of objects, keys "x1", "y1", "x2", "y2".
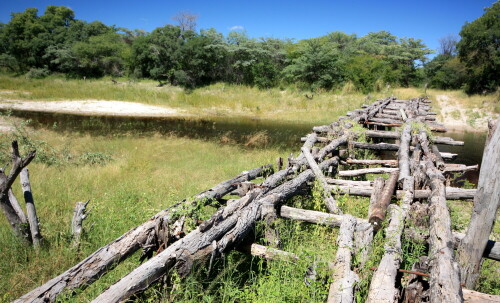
[
  {"x1": 15, "y1": 165, "x2": 272, "y2": 303},
  {"x1": 457, "y1": 118, "x2": 500, "y2": 288},
  {"x1": 20, "y1": 168, "x2": 43, "y2": 247},
  {"x1": 338, "y1": 167, "x2": 398, "y2": 177},
  {"x1": 331, "y1": 185, "x2": 476, "y2": 200},
  {"x1": 368, "y1": 171, "x2": 399, "y2": 229},
  {"x1": 72, "y1": 201, "x2": 90, "y2": 248},
  {"x1": 424, "y1": 159, "x2": 463, "y2": 302},
  {"x1": 367, "y1": 178, "x2": 385, "y2": 230},
  {"x1": 327, "y1": 215, "x2": 357, "y2": 303},
  {"x1": 345, "y1": 159, "x2": 398, "y2": 167}
]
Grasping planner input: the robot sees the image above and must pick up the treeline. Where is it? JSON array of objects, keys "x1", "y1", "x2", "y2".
[{"x1": 0, "y1": 3, "x2": 498, "y2": 94}]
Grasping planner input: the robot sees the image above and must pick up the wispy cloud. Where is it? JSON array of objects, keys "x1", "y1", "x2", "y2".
[{"x1": 229, "y1": 25, "x2": 244, "y2": 31}]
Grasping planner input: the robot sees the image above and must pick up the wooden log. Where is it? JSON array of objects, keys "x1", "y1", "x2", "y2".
[
  {"x1": 338, "y1": 167, "x2": 398, "y2": 177},
  {"x1": 91, "y1": 167, "x2": 317, "y2": 303},
  {"x1": 352, "y1": 142, "x2": 399, "y2": 151},
  {"x1": 327, "y1": 215, "x2": 357, "y2": 303},
  {"x1": 241, "y1": 243, "x2": 299, "y2": 261},
  {"x1": 457, "y1": 118, "x2": 500, "y2": 288},
  {"x1": 345, "y1": 159, "x2": 398, "y2": 167},
  {"x1": 317, "y1": 135, "x2": 348, "y2": 161},
  {"x1": 463, "y1": 288, "x2": 500, "y2": 303},
  {"x1": 423, "y1": 159, "x2": 463, "y2": 302},
  {"x1": 331, "y1": 185, "x2": 476, "y2": 200},
  {"x1": 431, "y1": 145, "x2": 445, "y2": 170},
  {"x1": 367, "y1": 178, "x2": 385, "y2": 230},
  {"x1": 279, "y1": 206, "x2": 362, "y2": 227},
  {"x1": 302, "y1": 133, "x2": 464, "y2": 147},
  {"x1": 15, "y1": 165, "x2": 272, "y2": 303},
  {"x1": 302, "y1": 143, "x2": 342, "y2": 214},
  {"x1": 72, "y1": 201, "x2": 89, "y2": 248},
  {"x1": 8, "y1": 189, "x2": 28, "y2": 226},
  {"x1": 366, "y1": 177, "x2": 414, "y2": 303},
  {"x1": 326, "y1": 178, "x2": 373, "y2": 187},
  {"x1": 454, "y1": 233, "x2": 500, "y2": 261},
  {"x1": 0, "y1": 141, "x2": 36, "y2": 241},
  {"x1": 398, "y1": 125, "x2": 411, "y2": 183},
  {"x1": 443, "y1": 164, "x2": 478, "y2": 173},
  {"x1": 369, "y1": 171, "x2": 399, "y2": 229},
  {"x1": 440, "y1": 152, "x2": 458, "y2": 160},
  {"x1": 20, "y1": 168, "x2": 43, "y2": 247}
]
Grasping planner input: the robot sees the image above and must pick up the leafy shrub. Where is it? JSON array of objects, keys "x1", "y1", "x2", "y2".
[
  {"x1": 25, "y1": 68, "x2": 50, "y2": 79},
  {"x1": 78, "y1": 152, "x2": 113, "y2": 166}
]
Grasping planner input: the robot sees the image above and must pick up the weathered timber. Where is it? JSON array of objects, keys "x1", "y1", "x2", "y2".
[
  {"x1": 327, "y1": 215, "x2": 357, "y2": 303},
  {"x1": 463, "y1": 288, "x2": 500, "y2": 303},
  {"x1": 326, "y1": 178, "x2": 373, "y2": 187},
  {"x1": 15, "y1": 165, "x2": 272, "y2": 303},
  {"x1": 454, "y1": 233, "x2": 500, "y2": 261},
  {"x1": 331, "y1": 185, "x2": 476, "y2": 200},
  {"x1": 8, "y1": 189, "x2": 28, "y2": 225},
  {"x1": 0, "y1": 141, "x2": 36, "y2": 241},
  {"x1": 457, "y1": 118, "x2": 500, "y2": 288},
  {"x1": 440, "y1": 152, "x2": 458, "y2": 160},
  {"x1": 431, "y1": 144, "x2": 445, "y2": 170},
  {"x1": 338, "y1": 167, "x2": 398, "y2": 177},
  {"x1": 302, "y1": 141, "x2": 342, "y2": 214},
  {"x1": 369, "y1": 171, "x2": 399, "y2": 229},
  {"x1": 352, "y1": 142, "x2": 399, "y2": 151},
  {"x1": 241, "y1": 243, "x2": 298, "y2": 261},
  {"x1": 91, "y1": 167, "x2": 318, "y2": 303},
  {"x1": 443, "y1": 164, "x2": 478, "y2": 173},
  {"x1": 317, "y1": 135, "x2": 348, "y2": 161},
  {"x1": 72, "y1": 201, "x2": 89, "y2": 248},
  {"x1": 20, "y1": 168, "x2": 43, "y2": 247},
  {"x1": 398, "y1": 125, "x2": 412, "y2": 183},
  {"x1": 367, "y1": 178, "x2": 385, "y2": 230},
  {"x1": 303, "y1": 132, "x2": 463, "y2": 146},
  {"x1": 366, "y1": 177, "x2": 414, "y2": 303},
  {"x1": 345, "y1": 158, "x2": 398, "y2": 167},
  {"x1": 424, "y1": 159, "x2": 463, "y2": 302}
]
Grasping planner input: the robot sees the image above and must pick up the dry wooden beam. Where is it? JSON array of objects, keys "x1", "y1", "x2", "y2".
[
  {"x1": 20, "y1": 168, "x2": 43, "y2": 247},
  {"x1": 316, "y1": 135, "x2": 348, "y2": 161},
  {"x1": 458, "y1": 118, "x2": 500, "y2": 288},
  {"x1": 424, "y1": 159, "x2": 463, "y2": 302},
  {"x1": 332, "y1": 185, "x2": 476, "y2": 200},
  {"x1": 368, "y1": 171, "x2": 399, "y2": 229},
  {"x1": 15, "y1": 165, "x2": 273, "y2": 303},
  {"x1": 463, "y1": 288, "x2": 500, "y2": 303},
  {"x1": 367, "y1": 178, "x2": 385, "y2": 230},
  {"x1": 443, "y1": 164, "x2": 478, "y2": 173},
  {"x1": 326, "y1": 178, "x2": 373, "y2": 187},
  {"x1": 241, "y1": 243, "x2": 298, "y2": 261},
  {"x1": 440, "y1": 152, "x2": 458, "y2": 160},
  {"x1": 327, "y1": 215, "x2": 357, "y2": 303},
  {"x1": 345, "y1": 158, "x2": 398, "y2": 167},
  {"x1": 279, "y1": 206, "x2": 354, "y2": 227},
  {"x1": 398, "y1": 125, "x2": 412, "y2": 183},
  {"x1": 454, "y1": 233, "x2": 500, "y2": 261},
  {"x1": 352, "y1": 142, "x2": 399, "y2": 151},
  {"x1": 366, "y1": 176, "x2": 414, "y2": 303},
  {"x1": 338, "y1": 167, "x2": 398, "y2": 177},
  {"x1": 302, "y1": 138, "x2": 342, "y2": 214}
]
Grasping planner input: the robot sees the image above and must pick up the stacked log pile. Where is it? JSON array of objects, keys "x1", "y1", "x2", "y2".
[{"x1": 15, "y1": 97, "x2": 500, "y2": 302}]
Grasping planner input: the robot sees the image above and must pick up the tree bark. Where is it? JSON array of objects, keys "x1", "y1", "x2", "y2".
[
  {"x1": 369, "y1": 171, "x2": 399, "y2": 229},
  {"x1": 328, "y1": 215, "x2": 357, "y2": 303},
  {"x1": 367, "y1": 178, "x2": 385, "y2": 230},
  {"x1": 72, "y1": 201, "x2": 89, "y2": 248},
  {"x1": 20, "y1": 168, "x2": 43, "y2": 247},
  {"x1": 338, "y1": 167, "x2": 398, "y2": 177},
  {"x1": 457, "y1": 118, "x2": 500, "y2": 289},
  {"x1": 424, "y1": 160, "x2": 463, "y2": 303}
]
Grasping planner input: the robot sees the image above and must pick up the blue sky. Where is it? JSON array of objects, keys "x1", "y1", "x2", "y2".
[{"x1": 0, "y1": 0, "x2": 497, "y2": 56}]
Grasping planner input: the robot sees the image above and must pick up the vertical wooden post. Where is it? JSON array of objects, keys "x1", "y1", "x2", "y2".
[
  {"x1": 20, "y1": 168, "x2": 43, "y2": 247},
  {"x1": 457, "y1": 118, "x2": 500, "y2": 288}
]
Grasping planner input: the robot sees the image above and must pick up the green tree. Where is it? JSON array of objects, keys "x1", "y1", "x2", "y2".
[{"x1": 458, "y1": 2, "x2": 500, "y2": 93}]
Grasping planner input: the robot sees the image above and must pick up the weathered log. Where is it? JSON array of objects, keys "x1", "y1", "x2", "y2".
[
  {"x1": 345, "y1": 158, "x2": 398, "y2": 167},
  {"x1": 91, "y1": 167, "x2": 317, "y2": 303},
  {"x1": 352, "y1": 142, "x2": 399, "y2": 151},
  {"x1": 431, "y1": 145, "x2": 445, "y2": 170},
  {"x1": 454, "y1": 233, "x2": 500, "y2": 261},
  {"x1": 423, "y1": 159, "x2": 463, "y2": 302},
  {"x1": 72, "y1": 201, "x2": 90, "y2": 248},
  {"x1": 398, "y1": 125, "x2": 412, "y2": 183},
  {"x1": 327, "y1": 215, "x2": 357, "y2": 303},
  {"x1": 317, "y1": 135, "x2": 348, "y2": 161},
  {"x1": 302, "y1": 143, "x2": 341, "y2": 214},
  {"x1": 463, "y1": 288, "x2": 500, "y2": 303},
  {"x1": 443, "y1": 164, "x2": 478, "y2": 173},
  {"x1": 369, "y1": 171, "x2": 399, "y2": 229},
  {"x1": 457, "y1": 118, "x2": 500, "y2": 288},
  {"x1": 240, "y1": 243, "x2": 298, "y2": 261},
  {"x1": 0, "y1": 141, "x2": 36, "y2": 241},
  {"x1": 338, "y1": 167, "x2": 398, "y2": 177},
  {"x1": 20, "y1": 168, "x2": 43, "y2": 247},
  {"x1": 302, "y1": 133, "x2": 463, "y2": 146},
  {"x1": 367, "y1": 178, "x2": 385, "y2": 230},
  {"x1": 331, "y1": 185, "x2": 476, "y2": 200},
  {"x1": 440, "y1": 152, "x2": 458, "y2": 160},
  {"x1": 366, "y1": 176, "x2": 414, "y2": 303},
  {"x1": 8, "y1": 189, "x2": 27, "y2": 225},
  {"x1": 15, "y1": 165, "x2": 272, "y2": 303},
  {"x1": 326, "y1": 178, "x2": 373, "y2": 187}
]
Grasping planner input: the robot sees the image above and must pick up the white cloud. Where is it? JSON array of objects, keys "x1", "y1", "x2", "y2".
[{"x1": 229, "y1": 25, "x2": 244, "y2": 31}]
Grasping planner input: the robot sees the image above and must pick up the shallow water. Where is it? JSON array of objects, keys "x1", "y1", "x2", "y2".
[{"x1": 7, "y1": 110, "x2": 486, "y2": 184}]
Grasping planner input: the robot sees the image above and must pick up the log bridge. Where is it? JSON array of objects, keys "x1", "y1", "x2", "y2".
[{"x1": 14, "y1": 97, "x2": 500, "y2": 302}]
